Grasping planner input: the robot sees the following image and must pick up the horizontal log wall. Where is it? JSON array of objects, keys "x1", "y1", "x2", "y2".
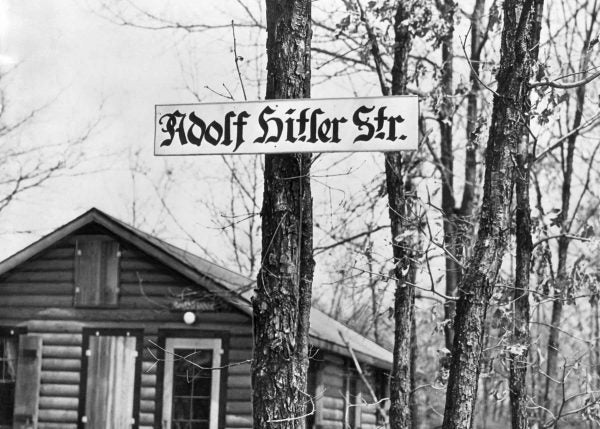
[
  {"x1": 315, "y1": 353, "x2": 385, "y2": 429},
  {"x1": 0, "y1": 235, "x2": 254, "y2": 429},
  {"x1": 357, "y1": 370, "x2": 378, "y2": 429},
  {"x1": 0, "y1": 231, "x2": 384, "y2": 429},
  {"x1": 319, "y1": 354, "x2": 345, "y2": 429}
]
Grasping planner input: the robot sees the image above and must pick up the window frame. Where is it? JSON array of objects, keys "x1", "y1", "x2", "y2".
[
  {"x1": 162, "y1": 338, "x2": 221, "y2": 429},
  {"x1": 77, "y1": 328, "x2": 143, "y2": 429},
  {"x1": 155, "y1": 330, "x2": 229, "y2": 429},
  {"x1": 343, "y1": 361, "x2": 362, "y2": 429}
]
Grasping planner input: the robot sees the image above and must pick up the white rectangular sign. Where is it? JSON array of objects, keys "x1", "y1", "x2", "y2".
[{"x1": 155, "y1": 96, "x2": 418, "y2": 155}]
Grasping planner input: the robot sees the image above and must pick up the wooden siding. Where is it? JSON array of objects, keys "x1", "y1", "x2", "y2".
[
  {"x1": 315, "y1": 353, "x2": 384, "y2": 429},
  {"x1": 357, "y1": 370, "x2": 379, "y2": 429},
  {"x1": 0, "y1": 230, "x2": 385, "y2": 429},
  {"x1": 0, "y1": 235, "x2": 254, "y2": 429},
  {"x1": 318, "y1": 354, "x2": 345, "y2": 429}
]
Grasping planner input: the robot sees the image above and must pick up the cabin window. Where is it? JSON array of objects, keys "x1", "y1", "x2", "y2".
[
  {"x1": 344, "y1": 367, "x2": 361, "y2": 429},
  {"x1": 162, "y1": 338, "x2": 222, "y2": 429},
  {"x1": 74, "y1": 237, "x2": 120, "y2": 307},
  {"x1": 0, "y1": 332, "x2": 18, "y2": 428},
  {"x1": 349, "y1": 376, "x2": 360, "y2": 429},
  {"x1": 79, "y1": 330, "x2": 141, "y2": 429}
]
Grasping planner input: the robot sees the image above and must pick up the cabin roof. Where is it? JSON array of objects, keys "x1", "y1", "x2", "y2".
[{"x1": 0, "y1": 208, "x2": 393, "y2": 368}]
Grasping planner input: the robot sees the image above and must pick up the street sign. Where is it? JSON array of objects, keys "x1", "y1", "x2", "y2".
[{"x1": 155, "y1": 96, "x2": 418, "y2": 155}]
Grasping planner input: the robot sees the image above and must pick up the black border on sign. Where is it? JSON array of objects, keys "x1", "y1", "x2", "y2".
[
  {"x1": 154, "y1": 95, "x2": 421, "y2": 156},
  {"x1": 77, "y1": 328, "x2": 144, "y2": 429},
  {"x1": 154, "y1": 329, "x2": 230, "y2": 429}
]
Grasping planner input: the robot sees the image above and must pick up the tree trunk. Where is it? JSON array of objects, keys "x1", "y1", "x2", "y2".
[
  {"x1": 252, "y1": 1, "x2": 314, "y2": 428},
  {"x1": 509, "y1": 2, "x2": 543, "y2": 427},
  {"x1": 411, "y1": 310, "x2": 419, "y2": 428},
  {"x1": 438, "y1": 0, "x2": 458, "y2": 353},
  {"x1": 594, "y1": 300, "x2": 600, "y2": 387},
  {"x1": 441, "y1": 0, "x2": 485, "y2": 352},
  {"x1": 509, "y1": 119, "x2": 534, "y2": 429},
  {"x1": 441, "y1": 1, "x2": 544, "y2": 428},
  {"x1": 460, "y1": 0, "x2": 484, "y2": 222},
  {"x1": 387, "y1": 2, "x2": 415, "y2": 428}
]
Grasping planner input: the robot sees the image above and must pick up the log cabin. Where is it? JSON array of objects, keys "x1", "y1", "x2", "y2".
[{"x1": 0, "y1": 208, "x2": 392, "y2": 429}]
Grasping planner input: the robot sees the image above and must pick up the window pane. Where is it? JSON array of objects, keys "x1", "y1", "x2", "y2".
[
  {"x1": 0, "y1": 382, "x2": 15, "y2": 426},
  {"x1": 191, "y1": 398, "x2": 210, "y2": 420},
  {"x1": 171, "y1": 348, "x2": 213, "y2": 426},
  {"x1": 172, "y1": 396, "x2": 191, "y2": 421},
  {"x1": 0, "y1": 337, "x2": 18, "y2": 427}
]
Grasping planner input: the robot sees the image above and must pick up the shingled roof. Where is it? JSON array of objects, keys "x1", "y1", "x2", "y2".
[{"x1": 0, "y1": 208, "x2": 393, "y2": 368}]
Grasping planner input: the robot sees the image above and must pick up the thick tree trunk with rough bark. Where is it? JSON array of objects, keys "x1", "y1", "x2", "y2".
[
  {"x1": 441, "y1": 1, "x2": 544, "y2": 428},
  {"x1": 387, "y1": 2, "x2": 415, "y2": 429},
  {"x1": 252, "y1": 1, "x2": 314, "y2": 428}
]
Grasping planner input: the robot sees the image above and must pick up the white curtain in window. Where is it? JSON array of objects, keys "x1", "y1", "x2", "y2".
[{"x1": 2, "y1": 338, "x2": 17, "y2": 382}]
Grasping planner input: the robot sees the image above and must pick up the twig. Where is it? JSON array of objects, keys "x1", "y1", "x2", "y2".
[
  {"x1": 534, "y1": 112, "x2": 600, "y2": 162},
  {"x1": 231, "y1": 21, "x2": 248, "y2": 101},
  {"x1": 460, "y1": 27, "x2": 499, "y2": 97},
  {"x1": 531, "y1": 68, "x2": 600, "y2": 89}
]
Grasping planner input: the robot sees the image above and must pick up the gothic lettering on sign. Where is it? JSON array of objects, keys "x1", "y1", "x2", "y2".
[{"x1": 155, "y1": 97, "x2": 418, "y2": 154}]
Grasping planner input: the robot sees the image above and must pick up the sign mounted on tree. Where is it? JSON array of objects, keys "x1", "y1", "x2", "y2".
[{"x1": 154, "y1": 96, "x2": 419, "y2": 155}]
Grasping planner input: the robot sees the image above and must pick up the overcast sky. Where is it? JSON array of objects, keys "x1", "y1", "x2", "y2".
[
  {"x1": 0, "y1": 0, "x2": 387, "y2": 276},
  {"x1": 0, "y1": 1, "x2": 260, "y2": 257}
]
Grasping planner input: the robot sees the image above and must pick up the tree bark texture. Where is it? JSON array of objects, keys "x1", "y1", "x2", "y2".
[
  {"x1": 509, "y1": 3, "x2": 542, "y2": 427},
  {"x1": 509, "y1": 129, "x2": 533, "y2": 429},
  {"x1": 438, "y1": 0, "x2": 458, "y2": 353},
  {"x1": 252, "y1": 1, "x2": 314, "y2": 428},
  {"x1": 441, "y1": 1, "x2": 544, "y2": 428},
  {"x1": 387, "y1": 2, "x2": 415, "y2": 428}
]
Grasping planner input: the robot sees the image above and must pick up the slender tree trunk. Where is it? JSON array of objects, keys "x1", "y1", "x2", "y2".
[
  {"x1": 543, "y1": 3, "x2": 597, "y2": 411},
  {"x1": 509, "y1": 127, "x2": 534, "y2": 429},
  {"x1": 252, "y1": 1, "x2": 314, "y2": 428},
  {"x1": 437, "y1": 0, "x2": 459, "y2": 353},
  {"x1": 367, "y1": 236, "x2": 381, "y2": 344},
  {"x1": 387, "y1": 2, "x2": 416, "y2": 428},
  {"x1": 459, "y1": 0, "x2": 485, "y2": 236},
  {"x1": 594, "y1": 300, "x2": 600, "y2": 387},
  {"x1": 453, "y1": 20, "x2": 484, "y2": 395},
  {"x1": 411, "y1": 310, "x2": 419, "y2": 428},
  {"x1": 441, "y1": 1, "x2": 544, "y2": 428},
  {"x1": 509, "y1": 3, "x2": 543, "y2": 427},
  {"x1": 441, "y1": 0, "x2": 485, "y2": 352}
]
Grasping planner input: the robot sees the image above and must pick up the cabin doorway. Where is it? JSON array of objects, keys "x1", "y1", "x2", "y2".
[
  {"x1": 161, "y1": 338, "x2": 221, "y2": 429},
  {"x1": 79, "y1": 329, "x2": 142, "y2": 429}
]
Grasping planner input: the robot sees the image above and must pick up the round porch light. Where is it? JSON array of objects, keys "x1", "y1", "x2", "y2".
[{"x1": 183, "y1": 311, "x2": 196, "y2": 325}]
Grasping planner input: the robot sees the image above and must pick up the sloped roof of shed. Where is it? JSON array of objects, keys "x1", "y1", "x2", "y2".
[{"x1": 0, "y1": 208, "x2": 393, "y2": 368}]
